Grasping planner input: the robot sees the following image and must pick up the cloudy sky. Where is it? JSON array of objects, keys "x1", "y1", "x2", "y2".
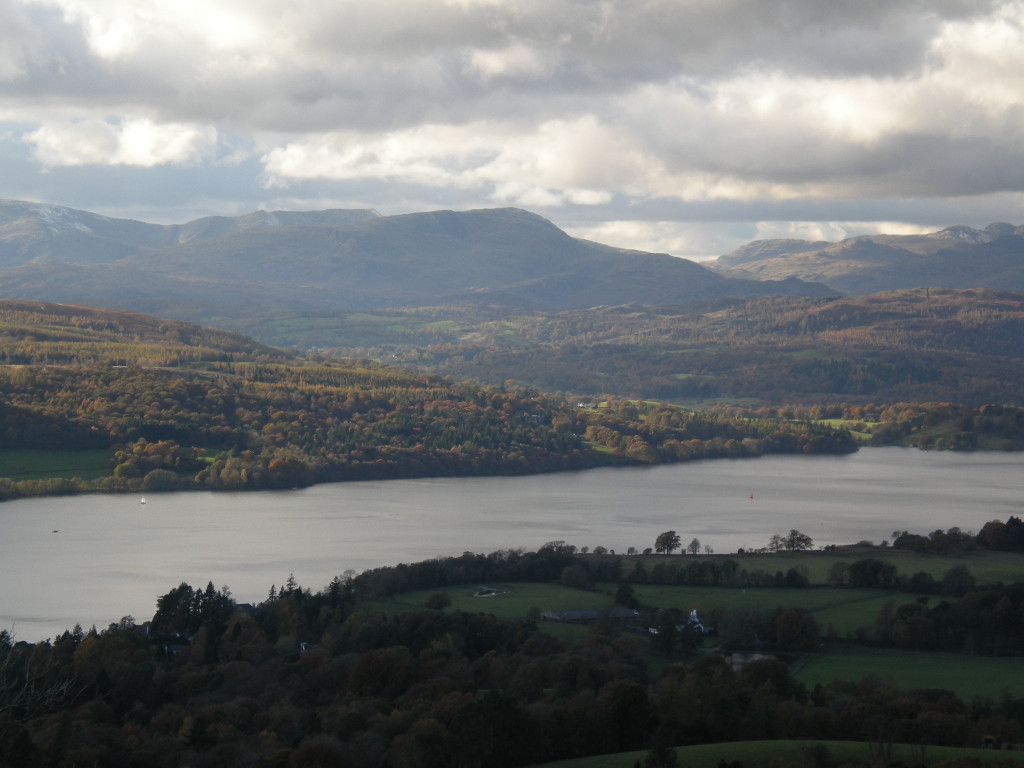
[{"x1": 1, "y1": 0, "x2": 1022, "y2": 259}]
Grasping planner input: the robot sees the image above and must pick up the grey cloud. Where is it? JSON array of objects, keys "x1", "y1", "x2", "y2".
[
  {"x1": 0, "y1": 0, "x2": 1020, "y2": 260},
  {"x1": 298, "y1": 0, "x2": 992, "y2": 78},
  {"x1": 1, "y1": 0, "x2": 1002, "y2": 131}
]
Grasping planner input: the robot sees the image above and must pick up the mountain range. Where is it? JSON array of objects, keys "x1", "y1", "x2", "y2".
[
  {"x1": 4, "y1": 198, "x2": 1022, "y2": 358},
  {"x1": 710, "y1": 222, "x2": 1024, "y2": 295},
  {"x1": 0, "y1": 201, "x2": 829, "y2": 331}
]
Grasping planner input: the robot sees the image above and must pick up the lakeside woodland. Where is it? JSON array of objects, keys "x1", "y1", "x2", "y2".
[
  {"x1": 5, "y1": 301, "x2": 1024, "y2": 501},
  {"x1": 276, "y1": 289, "x2": 1024, "y2": 407},
  {"x1": 6, "y1": 302, "x2": 1024, "y2": 765},
  {"x1": 5, "y1": 524, "x2": 1024, "y2": 767},
  {"x1": 0, "y1": 301, "x2": 859, "y2": 501}
]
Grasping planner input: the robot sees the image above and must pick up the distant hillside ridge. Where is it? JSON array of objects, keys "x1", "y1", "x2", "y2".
[
  {"x1": 0, "y1": 299, "x2": 289, "y2": 365},
  {"x1": 0, "y1": 202, "x2": 833, "y2": 328},
  {"x1": 710, "y1": 222, "x2": 1024, "y2": 295},
  {"x1": 0, "y1": 199, "x2": 379, "y2": 269}
]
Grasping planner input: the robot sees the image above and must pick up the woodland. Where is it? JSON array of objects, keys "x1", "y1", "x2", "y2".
[
  {"x1": 0, "y1": 301, "x2": 865, "y2": 501},
  {"x1": 5, "y1": 297, "x2": 1024, "y2": 503},
  {"x1": 5, "y1": 295, "x2": 1024, "y2": 766},
  {"x1": 285, "y1": 288, "x2": 1024, "y2": 406},
  {"x1": 5, "y1": 526, "x2": 1024, "y2": 767}
]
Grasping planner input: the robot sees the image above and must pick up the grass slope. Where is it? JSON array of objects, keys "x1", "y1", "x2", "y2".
[
  {"x1": 796, "y1": 644, "x2": 1024, "y2": 701},
  {"x1": 629, "y1": 584, "x2": 903, "y2": 636},
  {"x1": 0, "y1": 448, "x2": 110, "y2": 480}
]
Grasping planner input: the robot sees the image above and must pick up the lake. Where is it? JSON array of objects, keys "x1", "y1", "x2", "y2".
[{"x1": 2, "y1": 447, "x2": 1023, "y2": 641}]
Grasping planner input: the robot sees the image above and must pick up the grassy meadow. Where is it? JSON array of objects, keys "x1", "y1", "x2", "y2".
[
  {"x1": 630, "y1": 547, "x2": 1024, "y2": 586},
  {"x1": 0, "y1": 448, "x2": 110, "y2": 480},
  {"x1": 362, "y1": 582, "x2": 616, "y2": 620},
  {"x1": 363, "y1": 543, "x2": 1024, "y2": 703},
  {"x1": 629, "y1": 584, "x2": 906, "y2": 637},
  {"x1": 796, "y1": 644, "x2": 1024, "y2": 701}
]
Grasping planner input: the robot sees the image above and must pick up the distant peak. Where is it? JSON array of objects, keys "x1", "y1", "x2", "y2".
[{"x1": 933, "y1": 224, "x2": 988, "y2": 243}]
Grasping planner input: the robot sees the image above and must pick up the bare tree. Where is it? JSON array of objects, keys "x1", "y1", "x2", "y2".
[{"x1": 687, "y1": 537, "x2": 701, "y2": 555}]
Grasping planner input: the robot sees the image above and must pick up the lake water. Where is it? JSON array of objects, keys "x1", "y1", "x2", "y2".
[{"x1": 2, "y1": 447, "x2": 1023, "y2": 642}]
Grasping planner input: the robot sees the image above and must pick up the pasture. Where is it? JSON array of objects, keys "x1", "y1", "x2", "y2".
[
  {"x1": 796, "y1": 644, "x2": 1024, "y2": 701},
  {"x1": 629, "y1": 547, "x2": 1024, "y2": 586},
  {"x1": 363, "y1": 582, "x2": 617, "y2": 620},
  {"x1": 629, "y1": 584, "x2": 908, "y2": 637},
  {"x1": 0, "y1": 448, "x2": 110, "y2": 480},
  {"x1": 366, "y1": 573, "x2": 1024, "y2": 702}
]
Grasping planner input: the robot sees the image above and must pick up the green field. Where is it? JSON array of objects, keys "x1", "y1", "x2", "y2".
[
  {"x1": 362, "y1": 581, "x2": 913, "y2": 651},
  {"x1": 816, "y1": 418, "x2": 874, "y2": 442},
  {"x1": 796, "y1": 644, "x2": 1024, "y2": 701},
  {"x1": 363, "y1": 582, "x2": 617, "y2": 619},
  {"x1": 533, "y1": 739, "x2": 1024, "y2": 768},
  {"x1": 629, "y1": 584, "x2": 909, "y2": 637},
  {"x1": 631, "y1": 548, "x2": 1024, "y2": 586},
  {"x1": 0, "y1": 449, "x2": 110, "y2": 480},
  {"x1": 367, "y1": 577, "x2": 1024, "y2": 702}
]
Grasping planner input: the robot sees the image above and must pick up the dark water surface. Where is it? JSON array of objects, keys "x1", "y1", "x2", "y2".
[{"x1": 2, "y1": 447, "x2": 1023, "y2": 640}]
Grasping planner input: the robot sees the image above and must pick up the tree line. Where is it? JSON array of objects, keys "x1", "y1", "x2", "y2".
[
  {"x1": 5, "y1": 542, "x2": 1024, "y2": 766},
  {"x1": 306, "y1": 290, "x2": 1024, "y2": 406},
  {"x1": 0, "y1": 358, "x2": 858, "y2": 502}
]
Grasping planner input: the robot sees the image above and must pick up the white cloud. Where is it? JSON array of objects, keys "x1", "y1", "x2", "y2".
[
  {"x1": 565, "y1": 219, "x2": 733, "y2": 260},
  {"x1": 262, "y1": 116, "x2": 643, "y2": 205},
  {"x1": 2, "y1": 0, "x2": 1022, "y2": 245},
  {"x1": 24, "y1": 118, "x2": 217, "y2": 167},
  {"x1": 41, "y1": 0, "x2": 274, "y2": 59},
  {"x1": 261, "y1": 122, "x2": 503, "y2": 187},
  {"x1": 748, "y1": 221, "x2": 944, "y2": 243},
  {"x1": 465, "y1": 43, "x2": 547, "y2": 81},
  {"x1": 930, "y1": 2, "x2": 1024, "y2": 114}
]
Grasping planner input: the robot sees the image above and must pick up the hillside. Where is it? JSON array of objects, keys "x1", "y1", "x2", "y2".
[
  {"x1": 4, "y1": 202, "x2": 1023, "y2": 408},
  {"x1": 0, "y1": 300, "x2": 858, "y2": 500},
  {"x1": 303, "y1": 288, "x2": 1024, "y2": 406},
  {"x1": 6, "y1": 538, "x2": 1024, "y2": 766},
  {"x1": 0, "y1": 202, "x2": 831, "y2": 327},
  {"x1": 0, "y1": 300, "x2": 287, "y2": 366},
  {"x1": 710, "y1": 222, "x2": 1024, "y2": 295}
]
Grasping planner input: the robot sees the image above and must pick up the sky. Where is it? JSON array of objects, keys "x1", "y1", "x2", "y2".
[{"x1": 1, "y1": 0, "x2": 1023, "y2": 260}]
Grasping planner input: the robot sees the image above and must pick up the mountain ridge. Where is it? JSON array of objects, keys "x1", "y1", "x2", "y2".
[
  {"x1": 0, "y1": 201, "x2": 834, "y2": 328},
  {"x1": 0, "y1": 199, "x2": 380, "y2": 268},
  {"x1": 711, "y1": 222, "x2": 1024, "y2": 294}
]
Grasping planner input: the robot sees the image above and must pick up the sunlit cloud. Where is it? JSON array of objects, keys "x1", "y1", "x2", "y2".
[{"x1": 24, "y1": 118, "x2": 218, "y2": 167}]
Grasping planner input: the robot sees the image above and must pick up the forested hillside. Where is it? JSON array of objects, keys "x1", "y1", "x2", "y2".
[
  {"x1": 6, "y1": 533, "x2": 1024, "y2": 767},
  {"x1": 0, "y1": 301, "x2": 857, "y2": 500},
  {"x1": 288, "y1": 288, "x2": 1024, "y2": 406}
]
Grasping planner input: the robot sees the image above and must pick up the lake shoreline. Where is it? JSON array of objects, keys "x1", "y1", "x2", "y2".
[{"x1": 3, "y1": 447, "x2": 1023, "y2": 642}]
